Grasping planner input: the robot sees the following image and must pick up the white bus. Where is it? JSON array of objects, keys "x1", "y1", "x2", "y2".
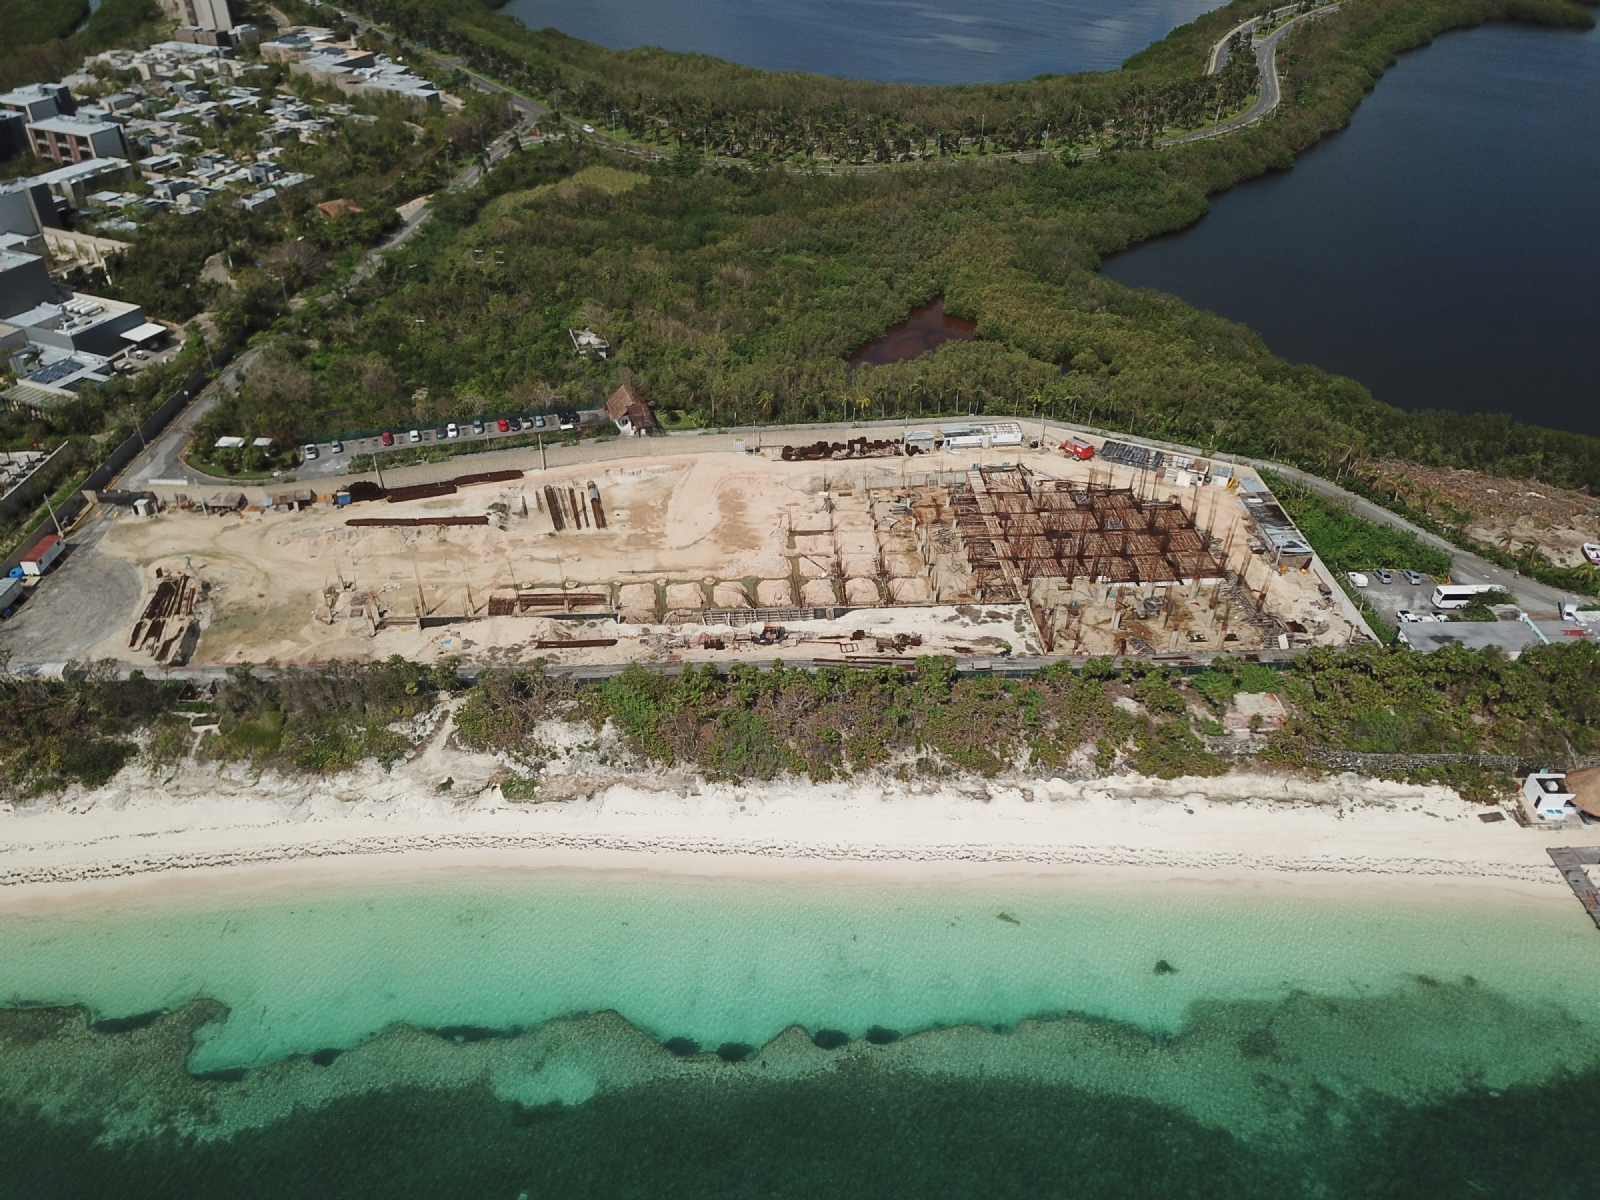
[{"x1": 1431, "y1": 583, "x2": 1496, "y2": 610}]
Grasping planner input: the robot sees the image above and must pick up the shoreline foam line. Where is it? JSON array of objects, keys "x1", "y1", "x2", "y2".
[{"x1": 0, "y1": 830, "x2": 1567, "y2": 890}]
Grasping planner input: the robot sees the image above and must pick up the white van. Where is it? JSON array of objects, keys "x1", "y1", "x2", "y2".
[{"x1": 1431, "y1": 583, "x2": 1495, "y2": 610}]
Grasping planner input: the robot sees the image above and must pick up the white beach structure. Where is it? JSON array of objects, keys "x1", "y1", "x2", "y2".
[{"x1": 1523, "y1": 770, "x2": 1578, "y2": 822}]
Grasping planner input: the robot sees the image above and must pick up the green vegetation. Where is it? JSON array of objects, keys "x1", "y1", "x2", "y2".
[
  {"x1": 206, "y1": 658, "x2": 454, "y2": 771},
  {"x1": 357, "y1": 0, "x2": 1269, "y2": 157},
  {"x1": 1264, "y1": 473, "x2": 1452, "y2": 578},
  {"x1": 204, "y1": 0, "x2": 1600, "y2": 508},
  {"x1": 11, "y1": 0, "x2": 91, "y2": 51},
  {"x1": 0, "y1": 45, "x2": 512, "y2": 528},
  {"x1": 1191, "y1": 660, "x2": 1284, "y2": 709},
  {"x1": 1341, "y1": 469, "x2": 1600, "y2": 596},
  {"x1": 0, "y1": 669, "x2": 187, "y2": 794},
  {"x1": 0, "y1": 0, "x2": 165, "y2": 92},
  {"x1": 1272, "y1": 640, "x2": 1600, "y2": 796},
  {"x1": 452, "y1": 657, "x2": 1228, "y2": 780},
  {"x1": 1453, "y1": 588, "x2": 1515, "y2": 622},
  {"x1": 7, "y1": 640, "x2": 1600, "y2": 801},
  {"x1": 87, "y1": 84, "x2": 515, "y2": 329}
]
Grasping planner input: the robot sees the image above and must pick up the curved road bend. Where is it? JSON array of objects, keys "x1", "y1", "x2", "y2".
[
  {"x1": 1206, "y1": 14, "x2": 1263, "y2": 74},
  {"x1": 117, "y1": 346, "x2": 263, "y2": 491},
  {"x1": 1163, "y1": 4, "x2": 1340, "y2": 147}
]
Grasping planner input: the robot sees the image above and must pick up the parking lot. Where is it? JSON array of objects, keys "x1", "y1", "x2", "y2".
[
  {"x1": 295, "y1": 410, "x2": 608, "y2": 478},
  {"x1": 1345, "y1": 569, "x2": 1451, "y2": 628},
  {"x1": 113, "y1": 339, "x2": 186, "y2": 377}
]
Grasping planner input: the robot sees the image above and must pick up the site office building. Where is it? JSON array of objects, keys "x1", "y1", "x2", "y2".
[{"x1": 20, "y1": 533, "x2": 63, "y2": 576}]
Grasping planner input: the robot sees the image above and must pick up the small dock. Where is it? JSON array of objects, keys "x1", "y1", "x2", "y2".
[{"x1": 1548, "y1": 848, "x2": 1600, "y2": 928}]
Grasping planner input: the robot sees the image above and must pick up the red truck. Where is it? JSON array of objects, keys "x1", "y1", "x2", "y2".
[{"x1": 1061, "y1": 437, "x2": 1095, "y2": 460}]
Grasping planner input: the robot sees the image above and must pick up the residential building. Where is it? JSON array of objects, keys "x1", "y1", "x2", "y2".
[
  {"x1": 240, "y1": 187, "x2": 275, "y2": 213},
  {"x1": 0, "y1": 249, "x2": 58, "y2": 321},
  {"x1": 27, "y1": 116, "x2": 130, "y2": 165},
  {"x1": 30, "y1": 157, "x2": 134, "y2": 207},
  {"x1": 6, "y1": 292, "x2": 148, "y2": 356},
  {"x1": 161, "y1": 0, "x2": 236, "y2": 31},
  {"x1": 0, "y1": 83, "x2": 74, "y2": 122},
  {"x1": 1523, "y1": 771, "x2": 1578, "y2": 822},
  {"x1": 265, "y1": 30, "x2": 441, "y2": 107},
  {"x1": 0, "y1": 178, "x2": 61, "y2": 239},
  {"x1": 0, "y1": 111, "x2": 26, "y2": 160}
]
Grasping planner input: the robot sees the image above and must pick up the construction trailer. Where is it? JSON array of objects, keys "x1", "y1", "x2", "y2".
[{"x1": 19, "y1": 533, "x2": 62, "y2": 575}]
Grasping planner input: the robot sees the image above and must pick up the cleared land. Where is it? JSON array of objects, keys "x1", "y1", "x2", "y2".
[
  {"x1": 1366, "y1": 458, "x2": 1600, "y2": 569},
  {"x1": 30, "y1": 434, "x2": 1365, "y2": 670}
]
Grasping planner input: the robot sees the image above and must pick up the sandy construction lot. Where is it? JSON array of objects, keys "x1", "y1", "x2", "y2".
[{"x1": 78, "y1": 445, "x2": 1361, "y2": 667}]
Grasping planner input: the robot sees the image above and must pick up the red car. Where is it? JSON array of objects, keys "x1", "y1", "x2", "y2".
[
  {"x1": 381, "y1": 431, "x2": 394, "y2": 446},
  {"x1": 1062, "y1": 437, "x2": 1094, "y2": 460},
  {"x1": 497, "y1": 418, "x2": 509, "y2": 432}
]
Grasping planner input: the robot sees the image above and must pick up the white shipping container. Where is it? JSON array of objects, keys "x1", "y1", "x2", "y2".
[{"x1": 19, "y1": 534, "x2": 62, "y2": 576}]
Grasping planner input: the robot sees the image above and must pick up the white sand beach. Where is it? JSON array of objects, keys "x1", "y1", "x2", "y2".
[{"x1": 0, "y1": 720, "x2": 1587, "y2": 912}]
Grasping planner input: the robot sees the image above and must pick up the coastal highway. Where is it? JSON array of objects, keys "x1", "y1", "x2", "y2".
[
  {"x1": 322, "y1": 0, "x2": 1335, "y2": 176},
  {"x1": 1163, "y1": 4, "x2": 1342, "y2": 147}
]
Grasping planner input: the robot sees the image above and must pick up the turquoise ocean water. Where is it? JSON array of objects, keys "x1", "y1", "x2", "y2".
[{"x1": 3, "y1": 869, "x2": 1600, "y2": 1196}]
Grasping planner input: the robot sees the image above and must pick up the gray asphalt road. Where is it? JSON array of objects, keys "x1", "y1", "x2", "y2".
[
  {"x1": 1258, "y1": 461, "x2": 1571, "y2": 617},
  {"x1": 347, "y1": 107, "x2": 537, "y2": 290},
  {"x1": 1206, "y1": 15, "x2": 1261, "y2": 74},
  {"x1": 1164, "y1": 5, "x2": 1341, "y2": 147},
  {"x1": 118, "y1": 346, "x2": 262, "y2": 490}
]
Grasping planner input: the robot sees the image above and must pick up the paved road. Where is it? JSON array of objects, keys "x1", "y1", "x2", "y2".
[
  {"x1": 1256, "y1": 461, "x2": 1571, "y2": 617},
  {"x1": 1163, "y1": 5, "x2": 1340, "y2": 147},
  {"x1": 118, "y1": 346, "x2": 263, "y2": 490},
  {"x1": 348, "y1": 109, "x2": 536, "y2": 287}
]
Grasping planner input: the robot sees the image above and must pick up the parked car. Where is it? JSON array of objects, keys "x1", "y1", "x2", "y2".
[
  {"x1": 497, "y1": 418, "x2": 510, "y2": 432},
  {"x1": 1585, "y1": 543, "x2": 1600, "y2": 566},
  {"x1": 435, "y1": 426, "x2": 447, "y2": 439},
  {"x1": 447, "y1": 422, "x2": 459, "y2": 438},
  {"x1": 408, "y1": 429, "x2": 421, "y2": 443},
  {"x1": 559, "y1": 412, "x2": 578, "y2": 430},
  {"x1": 508, "y1": 418, "x2": 522, "y2": 432},
  {"x1": 1396, "y1": 609, "x2": 1420, "y2": 623},
  {"x1": 533, "y1": 414, "x2": 546, "y2": 429},
  {"x1": 381, "y1": 431, "x2": 394, "y2": 446},
  {"x1": 472, "y1": 419, "x2": 485, "y2": 435},
  {"x1": 302, "y1": 443, "x2": 318, "y2": 460},
  {"x1": 330, "y1": 440, "x2": 343, "y2": 454},
  {"x1": 1374, "y1": 568, "x2": 1393, "y2": 584},
  {"x1": 1403, "y1": 569, "x2": 1422, "y2": 585},
  {"x1": 1347, "y1": 571, "x2": 1369, "y2": 588}
]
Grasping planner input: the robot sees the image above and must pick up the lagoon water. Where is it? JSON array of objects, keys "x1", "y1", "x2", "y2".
[
  {"x1": 5, "y1": 870, "x2": 1600, "y2": 1194},
  {"x1": 501, "y1": 0, "x2": 1226, "y2": 83},
  {"x1": 1103, "y1": 21, "x2": 1600, "y2": 437}
]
